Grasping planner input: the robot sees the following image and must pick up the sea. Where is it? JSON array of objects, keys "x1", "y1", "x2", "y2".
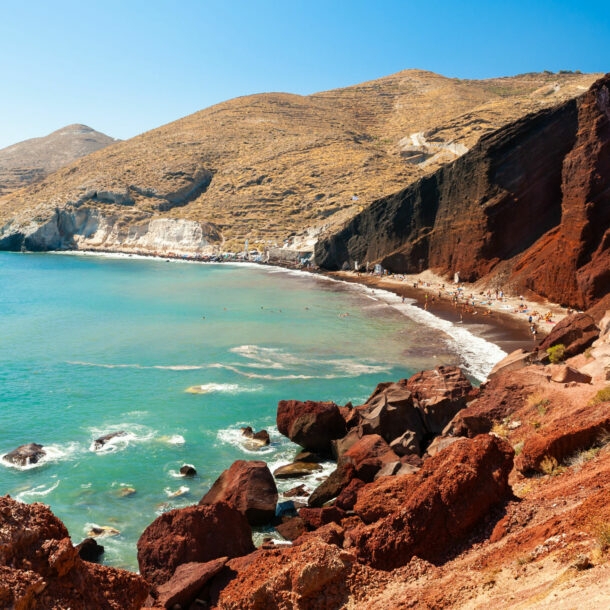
[{"x1": 0, "y1": 251, "x2": 506, "y2": 571}]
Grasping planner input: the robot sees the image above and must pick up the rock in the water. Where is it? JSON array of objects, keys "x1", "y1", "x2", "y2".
[
  {"x1": 283, "y1": 483, "x2": 308, "y2": 497},
  {"x1": 180, "y1": 463, "x2": 197, "y2": 476},
  {"x1": 277, "y1": 399, "x2": 347, "y2": 454},
  {"x1": 137, "y1": 501, "x2": 254, "y2": 586},
  {"x1": 3, "y1": 443, "x2": 46, "y2": 466},
  {"x1": 92, "y1": 431, "x2": 127, "y2": 451},
  {"x1": 241, "y1": 426, "x2": 271, "y2": 446},
  {"x1": 199, "y1": 460, "x2": 278, "y2": 526}
]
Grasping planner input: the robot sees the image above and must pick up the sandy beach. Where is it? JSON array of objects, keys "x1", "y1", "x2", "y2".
[{"x1": 329, "y1": 268, "x2": 572, "y2": 356}]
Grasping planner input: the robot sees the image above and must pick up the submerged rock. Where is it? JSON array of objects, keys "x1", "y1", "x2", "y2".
[
  {"x1": 241, "y1": 426, "x2": 271, "y2": 446},
  {"x1": 92, "y1": 431, "x2": 127, "y2": 450},
  {"x1": 273, "y1": 461, "x2": 323, "y2": 479}
]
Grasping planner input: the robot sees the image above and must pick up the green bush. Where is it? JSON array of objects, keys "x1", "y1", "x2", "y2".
[{"x1": 547, "y1": 344, "x2": 566, "y2": 364}]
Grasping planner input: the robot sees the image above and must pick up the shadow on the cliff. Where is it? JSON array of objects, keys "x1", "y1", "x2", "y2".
[{"x1": 432, "y1": 492, "x2": 520, "y2": 566}]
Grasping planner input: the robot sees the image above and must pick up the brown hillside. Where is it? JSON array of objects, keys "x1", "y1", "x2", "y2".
[
  {"x1": 0, "y1": 70, "x2": 600, "y2": 253},
  {"x1": 0, "y1": 124, "x2": 118, "y2": 196}
]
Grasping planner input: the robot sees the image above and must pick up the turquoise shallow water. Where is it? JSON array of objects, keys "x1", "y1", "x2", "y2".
[{"x1": 0, "y1": 252, "x2": 499, "y2": 570}]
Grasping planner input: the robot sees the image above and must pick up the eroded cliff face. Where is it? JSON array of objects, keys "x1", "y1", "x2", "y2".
[
  {"x1": 0, "y1": 207, "x2": 222, "y2": 255},
  {"x1": 316, "y1": 74, "x2": 610, "y2": 311}
]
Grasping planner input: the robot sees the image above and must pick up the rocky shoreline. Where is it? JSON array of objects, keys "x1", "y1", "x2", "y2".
[{"x1": 2, "y1": 304, "x2": 610, "y2": 608}]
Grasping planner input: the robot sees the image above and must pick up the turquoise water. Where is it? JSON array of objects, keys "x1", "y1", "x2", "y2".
[{"x1": 0, "y1": 252, "x2": 495, "y2": 570}]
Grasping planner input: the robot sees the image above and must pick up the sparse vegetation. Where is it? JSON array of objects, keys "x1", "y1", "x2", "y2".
[
  {"x1": 595, "y1": 522, "x2": 610, "y2": 554},
  {"x1": 491, "y1": 420, "x2": 510, "y2": 439},
  {"x1": 539, "y1": 455, "x2": 565, "y2": 476},
  {"x1": 513, "y1": 440, "x2": 524, "y2": 455},
  {"x1": 588, "y1": 387, "x2": 610, "y2": 406},
  {"x1": 547, "y1": 344, "x2": 566, "y2": 364},
  {"x1": 527, "y1": 392, "x2": 551, "y2": 415}
]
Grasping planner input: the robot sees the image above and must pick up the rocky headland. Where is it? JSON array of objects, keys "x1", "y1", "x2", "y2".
[{"x1": 3, "y1": 310, "x2": 610, "y2": 608}]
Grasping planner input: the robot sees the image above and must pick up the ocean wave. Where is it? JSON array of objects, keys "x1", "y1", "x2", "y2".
[
  {"x1": 88, "y1": 424, "x2": 156, "y2": 454},
  {"x1": 164, "y1": 485, "x2": 190, "y2": 498},
  {"x1": 158, "y1": 434, "x2": 186, "y2": 445},
  {"x1": 68, "y1": 360, "x2": 206, "y2": 370},
  {"x1": 364, "y1": 288, "x2": 506, "y2": 380},
  {"x1": 1, "y1": 442, "x2": 81, "y2": 470},
  {"x1": 185, "y1": 382, "x2": 263, "y2": 394},
  {"x1": 216, "y1": 426, "x2": 277, "y2": 455},
  {"x1": 15, "y1": 479, "x2": 61, "y2": 501},
  {"x1": 221, "y1": 346, "x2": 389, "y2": 380}
]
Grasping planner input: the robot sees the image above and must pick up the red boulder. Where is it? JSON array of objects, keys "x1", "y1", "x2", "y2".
[
  {"x1": 137, "y1": 502, "x2": 254, "y2": 586},
  {"x1": 199, "y1": 460, "x2": 278, "y2": 526},
  {"x1": 538, "y1": 313, "x2": 600, "y2": 357},
  {"x1": 277, "y1": 400, "x2": 347, "y2": 454}
]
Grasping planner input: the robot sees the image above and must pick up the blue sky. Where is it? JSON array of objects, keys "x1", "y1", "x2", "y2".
[{"x1": 0, "y1": 0, "x2": 608, "y2": 149}]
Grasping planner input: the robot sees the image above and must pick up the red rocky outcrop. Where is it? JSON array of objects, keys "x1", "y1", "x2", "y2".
[
  {"x1": 345, "y1": 434, "x2": 514, "y2": 570},
  {"x1": 137, "y1": 502, "x2": 254, "y2": 587},
  {"x1": 538, "y1": 313, "x2": 600, "y2": 357},
  {"x1": 213, "y1": 537, "x2": 355, "y2": 610},
  {"x1": 0, "y1": 495, "x2": 149, "y2": 609},
  {"x1": 199, "y1": 460, "x2": 278, "y2": 526},
  {"x1": 152, "y1": 558, "x2": 227, "y2": 609},
  {"x1": 276, "y1": 399, "x2": 347, "y2": 454},
  {"x1": 516, "y1": 400, "x2": 610, "y2": 474},
  {"x1": 406, "y1": 365, "x2": 474, "y2": 434},
  {"x1": 338, "y1": 433, "x2": 399, "y2": 482}
]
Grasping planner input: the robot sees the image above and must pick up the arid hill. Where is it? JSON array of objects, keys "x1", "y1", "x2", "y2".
[
  {"x1": 0, "y1": 70, "x2": 600, "y2": 254},
  {"x1": 0, "y1": 124, "x2": 117, "y2": 197}
]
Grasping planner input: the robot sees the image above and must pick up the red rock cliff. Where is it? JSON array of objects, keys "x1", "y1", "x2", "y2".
[{"x1": 315, "y1": 74, "x2": 610, "y2": 311}]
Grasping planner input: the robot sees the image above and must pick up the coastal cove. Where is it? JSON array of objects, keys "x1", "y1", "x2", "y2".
[{"x1": 2, "y1": 251, "x2": 517, "y2": 571}]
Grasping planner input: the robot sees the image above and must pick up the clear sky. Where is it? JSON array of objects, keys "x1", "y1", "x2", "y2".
[{"x1": 0, "y1": 0, "x2": 608, "y2": 149}]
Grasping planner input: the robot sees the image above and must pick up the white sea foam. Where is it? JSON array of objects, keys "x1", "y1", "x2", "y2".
[
  {"x1": 268, "y1": 457, "x2": 337, "y2": 497},
  {"x1": 88, "y1": 424, "x2": 156, "y2": 454},
  {"x1": 216, "y1": 425, "x2": 277, "y2": 455},
  {"x1": 15, "y1": 479, "x2": 60, "y2": 501},
  {"x1": 159, "y1": 434, "x2": 186, "y2": 445},
  {"x1": 361, "y1": 286, "x2": 506, "y2": 380},
  {"x1": 1, "y1": 442, "x2": 81, "y2": 470},
  {"x1": 185, "y1": 382, "x2": 263, "y2": 394},
  {"x1": 164, "y1": 485, "x2": 190, "y2": 498}
]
